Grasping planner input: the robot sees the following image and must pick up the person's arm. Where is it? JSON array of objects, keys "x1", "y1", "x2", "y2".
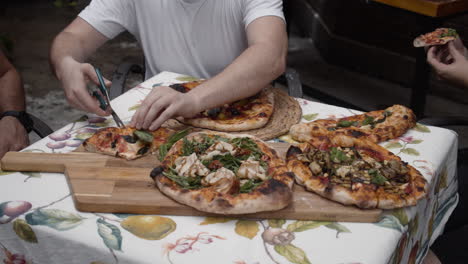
[
  {"x1": 427, "y1": 41, "x2": 468, "y2": 88},
  {"x1": 131, "y1": 16, "x2": 287, "y2": 130},
  {"x1": 50, "y1": 17, "x2": 111, "y2": 116},
  {"x1": 0, "y1": 51, "x2": 29, "y2": 158}
]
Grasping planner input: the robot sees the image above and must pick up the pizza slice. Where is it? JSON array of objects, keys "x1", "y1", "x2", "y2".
[
  {"x1": 169, "y1": 81, "x2": 275, "y2": 132},
  {"x1": 286, "y1": 134, "x2": 427, "y2": 209},
  {"x1": 413, "y1": 28, "x2": 458, "y2": 47},
  {"x1": 150, "y1": 132, "x2": 294, "y2": 214},
  {"x1": 290, "y1": 105, "x2": 416, "y2": 143},
  {"x1": 83, "y1": 126, "x2": 177, "y2": 160}
]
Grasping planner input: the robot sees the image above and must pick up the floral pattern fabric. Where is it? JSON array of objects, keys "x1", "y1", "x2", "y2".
[{"x1": 0, "y1": 72, "x2": 459, "y2": 264}]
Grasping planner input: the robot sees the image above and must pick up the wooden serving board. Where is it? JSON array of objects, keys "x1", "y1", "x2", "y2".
[{"x1": 0, "y1": 143, "x2": 383, "y2": 222}]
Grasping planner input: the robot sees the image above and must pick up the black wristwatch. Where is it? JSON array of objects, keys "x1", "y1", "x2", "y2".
[{"x1": 0, "y1": 111, "x2": 34, "y2": 133}]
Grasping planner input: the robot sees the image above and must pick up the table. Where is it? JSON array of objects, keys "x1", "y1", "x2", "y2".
[
  {"x1": 372, "y1": 0, "x2": 468, "y2": 17},
  {"x1": 0, "y1": 72, "x2": 459, "y2": 264}
]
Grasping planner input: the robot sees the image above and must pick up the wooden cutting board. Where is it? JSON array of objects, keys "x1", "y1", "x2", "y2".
[{"x1": 0, "y1": 143, "x2": 383, "y2": 222}]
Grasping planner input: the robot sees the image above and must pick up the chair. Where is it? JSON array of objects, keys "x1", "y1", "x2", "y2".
[
  {"x1": 109, "y1": 57, "x2": 304, "y2": 100},
  {"x1": 28, "y1": 114, "x2": 53, "y2": 138}
]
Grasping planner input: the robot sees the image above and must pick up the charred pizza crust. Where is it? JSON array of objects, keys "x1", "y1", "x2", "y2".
[
  {"x1": 290, "y1": 105, "x2": 416, "y2": 143},
  {"x1": 151, "y1": 132, "x2": 294, "y2": 214},
  {"x1": 170, "y1": 81, "x2": 275, "y2": 132},
  {"x1": 286, "y1": 134, "x2": 427, "y2": 209},
  {"x1": 414, "y1": 28, "x2": 458, "y2": 47},
  {"x1": 83, "y1": 127, "x2": 175, "y2": 160}
]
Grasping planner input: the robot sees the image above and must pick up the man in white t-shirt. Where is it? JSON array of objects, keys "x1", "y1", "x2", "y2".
[{"x1": 50, "y1": 0, "x2": 287, "y2": 130}]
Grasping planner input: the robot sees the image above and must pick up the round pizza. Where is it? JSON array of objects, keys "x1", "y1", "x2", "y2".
[
  {"x1": 413, "y1": 28, "x2": 458, "y2": 47},
  {"x1": 150, "y1": 132, "x2": 294, "y2": 214},
  {"x1": 169, "y1": 81, "x2": 274, "y2": 132},
  {"x1": 83, "y1": 126, "x2": 176, "y2": 160},
  {"x1": 286, "y1": 134, "x2": 427, "y2": 209},
  {"x1": 290, "y1": 105, "x2": 416, "y2": 144}
]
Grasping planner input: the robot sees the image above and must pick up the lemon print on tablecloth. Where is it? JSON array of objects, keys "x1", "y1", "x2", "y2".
[{"x1": 121, "y1": 215, "x2": 176, "y2": 240}]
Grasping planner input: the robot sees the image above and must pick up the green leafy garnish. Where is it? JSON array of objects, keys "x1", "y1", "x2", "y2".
[
  {"x1": 337, "y1": 120, "x2": 358, "y2": 128},
  {"x1": 440, "y1": 28, "x2": 457, "y2": 38},
  {"x1": 181, "y1": 134, "x2": 221, "y2": 156},
  {"x1": 330, "y1": 147, "x2": 349, "y2": 163},
  {"x1": 158, "y1": 129, "x2": 190, "y2": 160},
  {"x1": 240, "y1": 179, "x2": 263, "y2": 193},
  {"x1": 230, "y1": 137, "x2": 263, "y2": 160},
  {"x1": 369, "y1": 169, "x2": 387, "y2": 185},
  {"x1": 361, "y1": 115, "x2": 375, "y2": 126},
  {"x1": 134, "y1": 130, "x2": 154, "y2": 143},
  {"x1": 213, "y1": 153, "x2": 243, "y2": 173},
  {"x1": 163, "y1": 167, "x2": 202, "y2": 189}
]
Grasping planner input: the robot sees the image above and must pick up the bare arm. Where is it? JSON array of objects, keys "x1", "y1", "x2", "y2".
[
  {"x1": 132, "y1": 16, "x2": 288, "y2": 130},
  {"x1": 0, "y1": 51, "x2": 29, "y2": 158},
  {"x1": 190, "y1": 16, "x2": 287, "y2": 109},
  {"x1": 0, "y1": 51, "x2": 25, "y2": 112},
  {"x1": 50, "y1": 17, "x2": 111, "y2": 115}
]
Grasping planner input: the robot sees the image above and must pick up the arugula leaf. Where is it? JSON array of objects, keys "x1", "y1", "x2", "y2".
[
  {"x1": 158, "y1": 129, "x2": 190, "y2": 160},
  {"x1": 337, "y1": 120, "x2": 358, "y2": 128},
  {"x1": 369, "y1": 169, "x2": 387, "y2": 185},
  {"x1": 213, "y1": 153, "x2": 243, "y2": 173},
  {"x1": 240, "y1": 179, "x2": 263, "y2": 193},
  {"x1": 361, "y1": 115, "x2": 375, "y2": 126},
  {"x1": 330, "y1": 147, "x2": 349, "y2": 163},
  {"x1": 134, "y1": 130, "x2": 154, "y2": 143},
  {"x1": 163, "y1": 167, "x2": 202, "y2": 189}
]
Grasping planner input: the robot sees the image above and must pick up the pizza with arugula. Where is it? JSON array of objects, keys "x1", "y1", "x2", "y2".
[{"x1": 150, "y1": 132, "x2": 294, "y2": 214}]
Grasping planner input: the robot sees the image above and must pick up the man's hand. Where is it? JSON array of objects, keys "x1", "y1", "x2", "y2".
[
  {"x1": 130, "y1": 86, "x2": 201, "y2": 131},
  {"x1": 0, "y1": 117, "x2": 29, "y2": 159},
  {"x1": 56, "y1": 57, "x2": 111, "y2": 116},
  {"x1": 427, "y1": 41, "x2": 468, "y2": 87}
]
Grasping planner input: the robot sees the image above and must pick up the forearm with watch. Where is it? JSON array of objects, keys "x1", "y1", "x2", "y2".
[{"x1": 0, "y1": 66, "x2": 32, "y2": 133}]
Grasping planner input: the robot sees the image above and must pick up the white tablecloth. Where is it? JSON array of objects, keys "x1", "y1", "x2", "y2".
[{"x1": 0, "y1": 72, "x2": 458, "y2": 264}]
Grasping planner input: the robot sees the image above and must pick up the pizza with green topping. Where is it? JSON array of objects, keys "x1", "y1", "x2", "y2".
[
  {"x1": 290, "y1": 105, "x2": 416, "y2": 144},
  {"x1": 414, "y1": 28, "x2": 458, "y2": 47},
  {"x1": 286, "y1": 134, "x2": 427, "y2": 209},
  {"x1": 150, "y1": 132, "x2": 294, "y2": 214},
  {"x1": 83, "y1": 127, "x2": 176, "y2": 160},
  {"x1": 169, "y1": 81, "x2": 274, "y2": 132}
]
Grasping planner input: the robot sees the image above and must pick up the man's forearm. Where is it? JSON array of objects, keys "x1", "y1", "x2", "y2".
[
  {"x1": 0, "y1": 68, "x2": 25, "y2": 112},
  {"x1": 188, "y1": 16, "x2": 288, "y2": 113},
  {"x1": 191, "y1": 40, "x2": 287, "y2": 112},
  {"x1": 50, "y1": 32, "x2": 90, "y2": 79}
]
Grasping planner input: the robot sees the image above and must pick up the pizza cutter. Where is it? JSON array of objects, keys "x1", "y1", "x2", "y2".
[{"x1": 93, "y1": 67, "x2": 125, "y2": 128}]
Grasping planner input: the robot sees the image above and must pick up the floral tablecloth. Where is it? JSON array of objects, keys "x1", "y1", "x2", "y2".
[{"x1": 0, "y1": 72, "x2": 459, "y2": 264}]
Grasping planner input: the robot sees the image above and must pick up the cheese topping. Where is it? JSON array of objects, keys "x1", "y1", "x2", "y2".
[
  {"x1": 202, "y1": 167, "x2": 236, "y2": 186},
  {"x1": 200, "y1": 141, "x2": 236, "y2": 160},
  {"x1": 237, "y1": 157, "x2": 267, "y2": 181},
  {"x1": 174, "y1": 153, "x2": 210, "y2": 177}
]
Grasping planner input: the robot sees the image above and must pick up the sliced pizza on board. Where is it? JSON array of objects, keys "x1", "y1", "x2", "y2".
[
  {"x1": 83, "y1": 126, "x2": 178, "y2": 160},
  {"x1": 169, "y1": 81, "x2": 275, "y2": 132},
  {"x1": 286, "y1": 134, "x2": 427, "y2": 209},
  {"x1": 150, "y1": 132, "x2": 295, "y2": 214}
]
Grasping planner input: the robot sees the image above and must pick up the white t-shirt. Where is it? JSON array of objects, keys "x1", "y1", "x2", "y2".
[{"x1": 79, "y1": 0, "x2": 284, "y2": 79}]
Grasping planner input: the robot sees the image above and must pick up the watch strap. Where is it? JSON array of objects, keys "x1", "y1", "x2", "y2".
[{"x1": 0, "y1": 111, "x2": 34, "y2": 133}]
